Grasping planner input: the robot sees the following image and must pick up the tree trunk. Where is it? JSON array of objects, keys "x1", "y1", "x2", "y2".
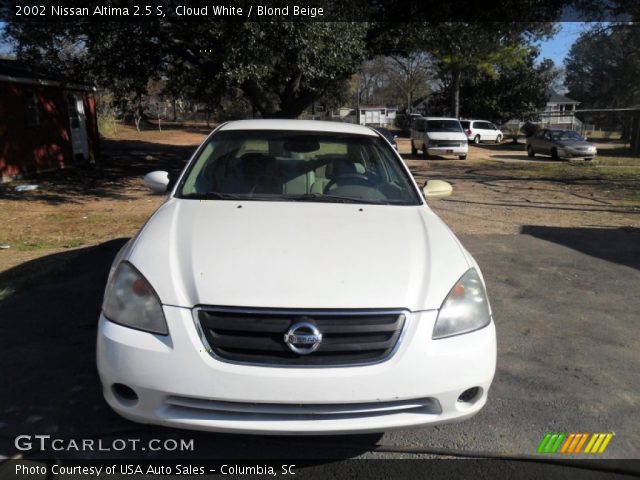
[
  {"x1": 450, "y1": 64, "x2": 461, "y2": 118},
  {"x1": 133, "y1": 105, "x2": 142, "y2": 133},
  {"x1": 631, "y1": 112, "x2": 640, "y2": 156}
]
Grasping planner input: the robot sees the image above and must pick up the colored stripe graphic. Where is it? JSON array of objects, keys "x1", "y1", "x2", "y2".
[
  {"x1": 537, "y1": 433, "x2": 566, "y2": 453},
  {"x1": 538, "y1": 433, "x2": 613, "y2": 454}
]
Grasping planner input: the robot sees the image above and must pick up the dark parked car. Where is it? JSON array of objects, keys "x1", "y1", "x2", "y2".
[
  {"x1": 526, "y1": 129, "x2": 597, "y2": 160},
  {"x1": 373, "y1": 127, "x2": 398, "y2": 150}
]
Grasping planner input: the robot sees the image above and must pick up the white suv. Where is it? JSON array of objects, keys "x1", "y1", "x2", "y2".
[
  {"x1": 410, "y1": 117, "x2": 468, "y2": 160},
  {"x1": 460, "y1": 120, "x2": 503, "y2": 144},
  {"x1": 97, "y1": 120, "x2": 496, "y2": 435}
]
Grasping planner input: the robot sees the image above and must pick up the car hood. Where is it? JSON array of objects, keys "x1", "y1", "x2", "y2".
[
  {"x1": 126, "y1": 199, "x2": 471, "y2": 311},
  {"x1": 557, "y1": 140, "x2": 596, "y2": 148},
  {"x1": 427, "y1": 131, "x2": 467, "y2": 141}
]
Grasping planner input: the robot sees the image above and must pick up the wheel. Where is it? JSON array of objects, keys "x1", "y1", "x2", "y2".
[
  {"x1": 527, "y1": 145, "x2": 535, "y2": 157},
  {"x1": 458, "y1": 155, "x2": 467, "y2": 160},
  {"x1": 584, "y1": 157, "x2": 594, "y2": 161},
  {"x1": 496, "y1": 135, "x2": 502, "y2": 144},
  {"x1": 551, "y1": 147, "x2": 559, "y2": 160},
  {"x1": 422, "y1": 144, "x2": 428, "y2": 159},
  {"x1": 411, "y1": 142, "x2": 417, "y2": 155},
  {"x1": 473, "y1": 135, "x2": 481, "y2": 145}
]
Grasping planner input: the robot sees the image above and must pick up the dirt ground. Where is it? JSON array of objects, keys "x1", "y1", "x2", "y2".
[
  {"x1": 1, "y1": 127, "x2": 639, "y2": 297},
  {"x1": 396, "y1": 138, "x2": 640, "y2": 234}
]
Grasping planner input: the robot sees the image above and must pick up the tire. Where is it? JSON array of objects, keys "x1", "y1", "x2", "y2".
[
  {"x1": 458, "y1": 155, "x2": 467, "y2": 160},
  {"x1": 496, "y1": 135, "x2": 502, "y2": 144},
  {"x1": 473, "y1": 135, "x2": 481, "y2": 145},
  {"x1": 551, "y1": 147, "x2": 559, "y2": 160},
  {"x1": 527, "y1": 145, "x2": 535, "y2": 157},
  {"x1": 422, "y1": 145, "x2": 429, "y2": 159},
  {"x1": 411, "y1": 142, "x2": 417, "y2": 155},
  {"x1": 584, "y1": 157, "x2": 594, "y2": 161}
]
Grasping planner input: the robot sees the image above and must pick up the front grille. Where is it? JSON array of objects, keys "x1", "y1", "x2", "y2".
[
  {"x1": 196, "y1": 307, "x2": 407, "y2": 366},
  {"x1": 165, "y1": 396, "x2": 441, "y2": 420},
  {"x1": 433, "y1": 141, "x2": 461, "y2": 147}
]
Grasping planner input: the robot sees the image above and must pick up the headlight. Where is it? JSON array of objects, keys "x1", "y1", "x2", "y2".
[
  {"x1": 102, "y1": 261, "x2": 168, "y2": 335},
  {"x1": 433, "y1": 268, "x2": 491, "y2": 339}
]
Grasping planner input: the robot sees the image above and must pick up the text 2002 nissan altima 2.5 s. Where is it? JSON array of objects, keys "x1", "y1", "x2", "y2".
[{"x1": 97, "y1": 120, "x2": 496, "y2": 434}]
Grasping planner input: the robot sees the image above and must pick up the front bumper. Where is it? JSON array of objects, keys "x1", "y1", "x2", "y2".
[
  {"x1": 560, "y1": 147, "x2": 597, "y2": 158},
  {"x1": 97, "y1": 307, "x2": 496, "y2": 434},
  {"x1": 426, "y1": 146, "x2": 468, "y2": 157}
]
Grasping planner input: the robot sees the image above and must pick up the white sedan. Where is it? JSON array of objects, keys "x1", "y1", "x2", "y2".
[{"x1": 97, "y1": 120, "x2": 496, "y2": 434}]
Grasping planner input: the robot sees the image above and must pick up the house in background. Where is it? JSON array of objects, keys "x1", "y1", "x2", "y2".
[
  {"x1": 333, "y1": 105, "x2": 398, "y2": 127},
  {"x1": 0, "y1": 59, "x2": 99, "y2": 181},
  {"x1": 540, "y1": 89, "x2": 582, "y2": 129}
]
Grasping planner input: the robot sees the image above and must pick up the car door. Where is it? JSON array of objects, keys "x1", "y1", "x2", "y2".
[
  {"x1": 542, "y1": 130, "x2": 556, "y2": 154},
  {"x1": 478, "y1": 122, "x2": 490, "y2": 141},
  {"x1": 488, "y1": 123, "x2": 499, "y2": 141},
  {"x1": 529, "y1": 130, "x2": 544, "y2": 151}
]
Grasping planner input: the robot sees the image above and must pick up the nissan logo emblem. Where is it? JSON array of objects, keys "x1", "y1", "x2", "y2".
[{"x1": 283, "y1": 321, "x2": 323, "y2": 355}]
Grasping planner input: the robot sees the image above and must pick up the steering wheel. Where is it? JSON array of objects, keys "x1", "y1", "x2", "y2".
[{"x1": 324, "y1": 173, "x2": 374, "y2": 192}]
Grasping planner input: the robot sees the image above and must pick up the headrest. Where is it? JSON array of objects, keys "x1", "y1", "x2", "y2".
[{"x1": 325, "y1": 159, "x2": 358, "y2": 180}]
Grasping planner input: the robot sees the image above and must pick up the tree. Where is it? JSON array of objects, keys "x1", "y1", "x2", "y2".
[
  {"x1": 565, "y1": 24, "x2": 640, "y2": 108},
  {"x1": 565, "y1": 23, "x2": 640, "y2": 143},
  {"x1": 453, "y1": 51, "x2": 557, "y2": 123},
  {"x1": 5, "y1": 14, "x2": 368, "y2": 119},
  {"x1": 386, "y1": 53, "x2": 431, "y2": 112},
  {"x1": 375, "y1": 22, "x2": 559, "y2": 118}
]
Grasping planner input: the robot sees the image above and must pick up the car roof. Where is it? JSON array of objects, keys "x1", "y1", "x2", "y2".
[
  {"x1": 218, "y1": 119, "x2": 377, "y2": 136},
  {"x1": 423, "y1": 117, "x2": 461, "y2": 121}
]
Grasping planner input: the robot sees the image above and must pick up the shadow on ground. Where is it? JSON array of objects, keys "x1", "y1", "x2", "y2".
[
  {"x1": 0, "y1": 240, "x2": 381, "y2": 460},
  {"x1": 520, "y1": 225, "x2": 640, "y2": 271},
  {"x1": 0, "y1": 138, "x2": 196, "y2": 205},
  {"x1": 472, "y1": 142, "x2": 525, "y2": 152},
  {"x1": 490, "y1": 154, "x2": 557, "y2": 162}
]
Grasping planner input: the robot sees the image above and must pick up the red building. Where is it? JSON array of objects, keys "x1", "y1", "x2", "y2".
[{"x1": 0, "y1": 59, "x2": 99, "y2": 181}]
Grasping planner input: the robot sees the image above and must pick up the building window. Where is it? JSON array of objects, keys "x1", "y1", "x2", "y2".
[{"x1": 24, "y1": 90, "x2": 40, "y2": 127}]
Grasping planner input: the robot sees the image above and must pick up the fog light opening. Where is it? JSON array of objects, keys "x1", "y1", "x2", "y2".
[
  {"x1": 112, "y1": 383, "x2": 139, "y2": 406},
  {"x1": 458, "y1": 387, "x2": 481, "y2": 404}
]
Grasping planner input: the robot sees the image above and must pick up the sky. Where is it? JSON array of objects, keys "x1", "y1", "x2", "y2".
[
  {"x1": 0, "y1": 21, "x2": 591, "y2": 65},
  {"x1": 538, "y1": 22, "x2": 592, "y2": 66}
]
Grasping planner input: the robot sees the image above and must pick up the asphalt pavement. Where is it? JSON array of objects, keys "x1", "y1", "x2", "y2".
[{"x1": 0, "y1": 229, "x2": 638, "y2": 463}]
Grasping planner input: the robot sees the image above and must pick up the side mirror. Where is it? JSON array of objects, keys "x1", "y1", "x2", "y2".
[
  {"x1": 144, "y1": 170, "x2": 170, "y2": 194},
  {"x1": 423, "y1": 179, "x2": 453, "y2": 199}
]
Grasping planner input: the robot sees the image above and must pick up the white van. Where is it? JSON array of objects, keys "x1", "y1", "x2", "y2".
[
  {"x1": 460, "y1": 120, "x2": 503, "y2": 144},
  {"x1": 410, "y1": 117, "x2": 468, "y2": 159}
]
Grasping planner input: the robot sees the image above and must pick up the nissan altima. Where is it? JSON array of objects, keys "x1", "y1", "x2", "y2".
[
  {"x1": 526, "y1": 129, "x2": 597, "y2": 160},
  {"x1": 97, "y1": 120, "x2": 496, "y2": 434}
]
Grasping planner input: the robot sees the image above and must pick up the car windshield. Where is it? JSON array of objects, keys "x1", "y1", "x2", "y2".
[
  {"x1": 550, "y1": 130, "x2": 583, "y2": 141},
  {"x1": 177, "y1": 130, "x2": 421, "y2": 205},
  {"x1": 427, "y1": 120, "x2": 463, "y2": 133}
]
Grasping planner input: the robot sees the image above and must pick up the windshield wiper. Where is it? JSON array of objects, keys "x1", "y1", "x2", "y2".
[
  {"x1": 289, "y1": 193, "x2": 386, "y2": 205},
  {"x1": 182, "y1": 192, "x2": 246, "y2": 200}
]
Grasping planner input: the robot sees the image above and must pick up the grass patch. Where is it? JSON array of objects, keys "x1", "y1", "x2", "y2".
[
  {"x1": 481, "y1": 159, "x2": 640, "y2": 180},
  {"x1": 592, "y1": 156, "x2": 640, "y2": 167},
  {"x1": 13, "y1": 239, "x2": 58, "y2": 252},
  {"x1": 45, "y1": 212, "x2": 70, "y2": 221},
  {"x1": 64, "y1": 239, "x2": 85, "y2": 248}
]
